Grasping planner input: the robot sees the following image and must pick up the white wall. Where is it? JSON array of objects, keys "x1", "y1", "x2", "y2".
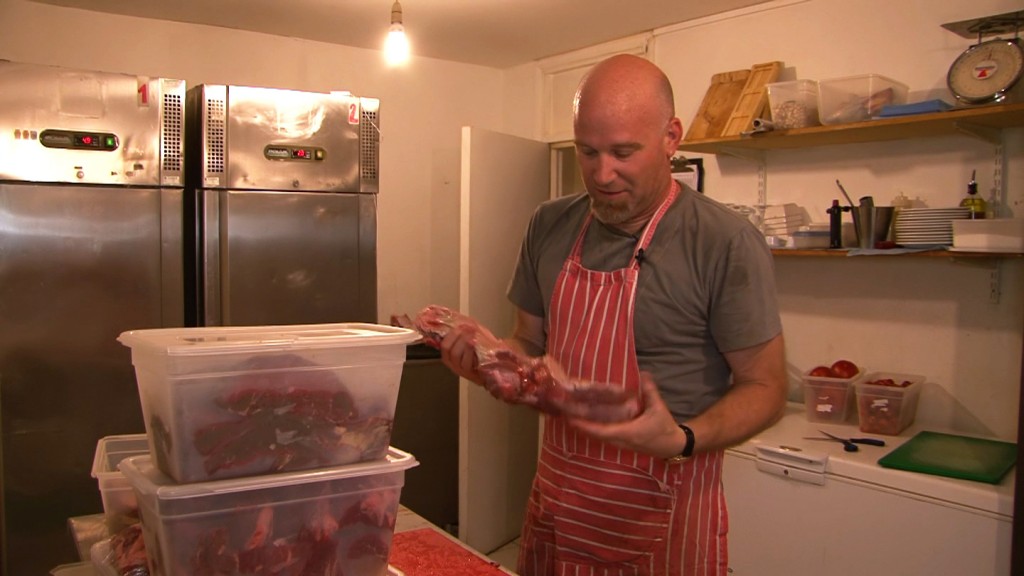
[
  {"x1": 648, "y1": 0, "x2": 1023, "y2": 439},
  {"x1": 0, "y1": 0, "x2": 505, "y2": 323}
]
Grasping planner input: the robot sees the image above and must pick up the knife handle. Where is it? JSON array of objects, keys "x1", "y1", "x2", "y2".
[{"x1": 851, "y1": 437, "x2": 886, "y2": 446}]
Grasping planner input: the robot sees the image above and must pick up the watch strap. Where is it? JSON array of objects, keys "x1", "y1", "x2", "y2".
[{"x1": 667, "y1": 423, "x2": 695, "y2": 462}]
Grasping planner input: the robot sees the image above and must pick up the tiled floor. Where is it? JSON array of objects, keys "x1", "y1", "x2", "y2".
[{"x1": 487, "y1": 537, "x2": 520, "y2": 572}]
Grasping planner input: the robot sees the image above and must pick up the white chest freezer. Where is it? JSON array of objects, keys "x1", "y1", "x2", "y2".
[{"x1": 723, "y1": 404, "x2": 1014, "y2": 576}]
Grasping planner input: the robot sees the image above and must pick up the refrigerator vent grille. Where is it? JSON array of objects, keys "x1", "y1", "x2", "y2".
[
  {"x1": 205, "y1": 98, "x2": 226, "y2": 175},
  {"x1": 360, "y1": 107, "x2": 378, "y2": 183},
  {"x1": 161, "y1": 92, "x2": 183, "y2": 173}
]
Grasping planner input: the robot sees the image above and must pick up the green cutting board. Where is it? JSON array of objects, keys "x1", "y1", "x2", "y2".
[{"x1": 878, "y1": 431, "x2": 1017, "y2": 484}]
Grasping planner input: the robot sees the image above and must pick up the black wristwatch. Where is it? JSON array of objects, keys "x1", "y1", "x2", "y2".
[{"x1": 667, "y1": 423, "x2": 695, "y2": 463}]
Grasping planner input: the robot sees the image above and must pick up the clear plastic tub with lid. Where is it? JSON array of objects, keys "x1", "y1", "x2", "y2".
[
  {"x1": 765, "y1": 79, "x2": 820, "y2": 129},
  {"x1": 118, "y1": 323, "x2": 419, "y2": 483},
  {"x1": 118, "y1": 447, "x2": 418, "y2": 576}
]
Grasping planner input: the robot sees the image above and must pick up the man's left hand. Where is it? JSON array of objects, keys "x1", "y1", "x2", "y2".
[{"x1": 567, "y1": 372, "x2": 686, "y2": 460}]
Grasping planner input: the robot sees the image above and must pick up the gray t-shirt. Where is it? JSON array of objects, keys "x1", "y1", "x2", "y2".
[{"x1": 507, "y1": 186, "x2": 782, "y2": 419}]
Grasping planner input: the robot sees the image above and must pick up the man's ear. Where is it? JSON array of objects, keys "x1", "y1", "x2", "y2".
[{"x1": 665, "y1": 117, "x2": 684, "y2": 152}]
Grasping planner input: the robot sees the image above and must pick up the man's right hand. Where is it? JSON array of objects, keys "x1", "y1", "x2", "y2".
[{"x1": 438, "y1": 318, "x2": 495, "y2": 384}]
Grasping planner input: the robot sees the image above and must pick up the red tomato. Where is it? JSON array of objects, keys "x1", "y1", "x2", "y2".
[
  {"x1": 809, "y1": 365, "x2": 834, "y2": 377},
  {"x1": 830, "y1": 359, "x2": 859, "y2": 379}
]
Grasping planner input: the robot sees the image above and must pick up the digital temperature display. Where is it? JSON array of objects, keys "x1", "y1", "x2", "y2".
[
  {"x1": 264, "y1": 145, "x2": 326, "y2": 162},
  {"x1": 39, "y1": 129, "x2": 118, "y2": 151}
]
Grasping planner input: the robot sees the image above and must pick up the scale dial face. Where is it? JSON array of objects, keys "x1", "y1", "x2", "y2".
[{"x1": 947, "y1": 38, "x2": 1024, "y2": 104}]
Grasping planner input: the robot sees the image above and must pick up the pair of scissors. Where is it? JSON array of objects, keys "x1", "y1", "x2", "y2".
[{"x1": 803, "y1": 430, "x2": 886, "y2": 452}]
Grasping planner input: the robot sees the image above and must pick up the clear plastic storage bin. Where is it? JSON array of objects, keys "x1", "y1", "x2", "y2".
[
  {"x1": 92, "y1": 434, "x2": 150, "y2": 531},
  {"x1": 952, "y1": 218, "x2": 1024, "y2": 252},
  {"x1": 766, "y1": 79, "x2": 820, "y2": 129},
  {"x1": 855, "y1": 372, "x2": 925, "y2": 435},
  {"x1": 118, "y1": 323, "x2": 419, "y2": 483},
  {"x1": 790, "y1": 227, "x2": 830, "y2": 249},
  {"x1": 817, "y1": 74, "x2": 908, "y2": 125},
  {"x1": 119, "y1": 447, "x2": 417, "y2": 576},
  {"x1": 802, "y1": 368, "x2": 863, "y2": 423}
]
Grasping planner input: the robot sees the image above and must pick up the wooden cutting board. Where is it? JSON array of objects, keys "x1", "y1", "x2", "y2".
[
  {"x1": 720, "y1": 61, "x2": 783, "y2": 137},
  {"x1": 684, "y1": 69, "x2": 750, "y2": 141}
]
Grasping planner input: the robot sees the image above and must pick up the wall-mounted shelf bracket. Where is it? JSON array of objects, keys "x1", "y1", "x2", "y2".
[
  {"x1": 950, "y1": 256, "x2": 1002, "y2": 304},
  {"x1": 717, "y1": 147, "x2": 768, "y2": 206},
  {"x1": 757, "y1": 158, "x2": 767, "y2": 207},
  {"x1": 954, "y1": 121, "x2": 1003, "y2": 144},
  {"x1": 989, "y1": 261, "x2": 1002, "y2": 304},
  {"x1": 717, "y1": 146, "x2": 766, "y2": 163},
  {"x1": 941, "y1": 10, "x2": 1023, "y2": 40}
]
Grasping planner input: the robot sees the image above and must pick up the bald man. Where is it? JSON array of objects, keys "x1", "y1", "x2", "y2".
[{"x1": 440, "y1": 54, "x2": 787, "y2": 575}]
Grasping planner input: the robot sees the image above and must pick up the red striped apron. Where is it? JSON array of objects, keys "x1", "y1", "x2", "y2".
[{"x1": 517, "y1": 183, "x2": 727, "y2": 576}]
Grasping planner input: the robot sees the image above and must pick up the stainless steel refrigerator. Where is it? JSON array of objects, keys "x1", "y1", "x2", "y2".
[
  {"x1": 0, "y1": 61, "x2": 185, "y2": 575},
  {"x1": 184, "y1": 84, "x2": 379, "y2": 327}
]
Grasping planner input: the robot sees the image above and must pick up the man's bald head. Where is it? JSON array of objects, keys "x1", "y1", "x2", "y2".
[{"x1": 573, "y1": 54, "x2": 676, "y2": 129}]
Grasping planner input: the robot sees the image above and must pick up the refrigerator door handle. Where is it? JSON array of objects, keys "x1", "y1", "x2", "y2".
[
  {"x1": 203, "y1": 189, "x2": 222, "y2": 326},
  {"x1": 161, "y1": 189, "x2": 186, "y2": 327}
]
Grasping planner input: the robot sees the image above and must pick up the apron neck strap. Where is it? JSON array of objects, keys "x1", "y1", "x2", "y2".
[{"x1": 632, "y1": 180, "x2": 680, "y2": 264}]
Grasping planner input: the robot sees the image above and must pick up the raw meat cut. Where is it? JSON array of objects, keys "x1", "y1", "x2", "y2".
[
  {"x1": 393, "y1": 305, "x2": 640, "y2": 423},
  {"x1": 389, "y1": 528, "x2": 509, "y2": 576},
  {"x1": 108, "y1": 523, "x2": 149, "y2": 576}
]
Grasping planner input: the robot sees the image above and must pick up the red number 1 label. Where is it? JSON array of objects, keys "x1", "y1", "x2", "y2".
[{"x1": 138, "y1": 79, "x2": 150, "y2": 106}]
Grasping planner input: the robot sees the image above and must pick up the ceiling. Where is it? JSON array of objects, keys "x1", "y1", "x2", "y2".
[{"x1": 30, "y1": 0, "x2": 773, "y2": 69}]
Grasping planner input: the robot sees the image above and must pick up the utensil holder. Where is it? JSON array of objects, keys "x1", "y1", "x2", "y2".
[{"x1": 852, "y1": 206, "x2": 894, "y2": 249}]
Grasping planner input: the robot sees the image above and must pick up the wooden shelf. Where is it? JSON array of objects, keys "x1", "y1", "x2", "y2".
[
  {"x1": 678, "y1": 102, "x2": 1024, "y2": 155},
  {"x1": 772, "y1": 248, "x2": 1023, "y2": 258},
  {"x1": 682, "y1": 101, "x2": 1024, "y2": 261}
]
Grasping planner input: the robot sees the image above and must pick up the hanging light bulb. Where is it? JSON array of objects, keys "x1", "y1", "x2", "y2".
[{"x1": 384, "y1": 0, "x2": 410, "y2": 66}]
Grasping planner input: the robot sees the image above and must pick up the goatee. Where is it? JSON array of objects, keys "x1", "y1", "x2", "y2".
[{"x1": 590, "y1": 197, "x2": 630, "y2": 226}]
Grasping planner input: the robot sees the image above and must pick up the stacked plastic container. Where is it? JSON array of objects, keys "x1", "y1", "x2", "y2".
[
  {"x1": 855, "y1": 372, "x2": 925, "y2": 435},
  {"x1": 765, "y1": 79, "x2": 821, "y2": 129},
  {"x1": 766, "y1": 74, "x2": 910, "y2": 128},
  {"x1": 817, "y1": 74, "x2": 908, "y2": 125},
  {"x1": 101, "y1": 323, "x2": 420, "y2": 576},
  {"x1": 801, "y1": 367, "x2": 864, "y2": 423},
  {"x1": 91, "y1": 434, "x2": 149, "y2": 531}
]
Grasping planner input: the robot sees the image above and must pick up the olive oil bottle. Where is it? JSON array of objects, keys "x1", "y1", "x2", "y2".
[{"x1": 959, "y1": 169, "x2": 986, "y2": 219}]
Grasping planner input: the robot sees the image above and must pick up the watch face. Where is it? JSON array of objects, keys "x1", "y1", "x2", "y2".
[{"x1": 947, "y1": 38, "x2": 1024, "y2": 104}]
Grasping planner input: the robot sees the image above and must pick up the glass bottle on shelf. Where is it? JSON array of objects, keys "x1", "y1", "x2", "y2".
[{"x1": 959, "y1": 169, "x2": 987, "y2": 219}]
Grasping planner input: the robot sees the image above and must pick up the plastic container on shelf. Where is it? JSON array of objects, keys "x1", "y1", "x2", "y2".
[
  {"x1": 765, "y1": 79, "x2": 821, "y2": 129},
  {"x1": 802, "y1": 367, "x2": 863, "y2": 423},
  {"x1": 790, "y1": 224, "x2": 831, "y2": 249},
  {"x1": 118, "y1": 447, "x2": 418, "y2": 576},
  {"x1": 118, "y1": 323, "x2": 419, "y2": 483},
  {"x1": 817, "y1": 74, "x2": 908, "y2": 125},
  {"x1": 855, "y1": 372, "x2": 925, "y2": 435},
  {"x1": 952, "y1": 218, "x2": 1024, "y2": 252},
  {"x1": 92, "y1": 434, "x2": 149, "y2": 531}
]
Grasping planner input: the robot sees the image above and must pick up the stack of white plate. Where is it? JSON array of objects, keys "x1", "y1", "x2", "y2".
[{"x1": 892, "y1": 207, "x2": 971, "y2": 246}]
